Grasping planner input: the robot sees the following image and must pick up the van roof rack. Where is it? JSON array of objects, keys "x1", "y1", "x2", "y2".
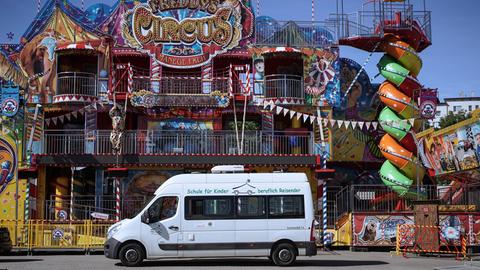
[{"x1": 211, "y1": 165, "x2": 245, "y2": 174}]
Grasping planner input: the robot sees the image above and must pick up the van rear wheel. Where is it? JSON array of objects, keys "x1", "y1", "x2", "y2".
[
  {"x1": 272, "y1": 243, "x2": 296, "y2": 266},
  {"x1": 119, "y1": 243, "x2": 144, "y2": 267}
]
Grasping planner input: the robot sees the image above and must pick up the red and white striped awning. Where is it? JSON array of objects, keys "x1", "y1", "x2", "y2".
[
  {"x1": 262, "y1": 47, "x2": 301, "y2": 54},
  {"x1": 56, "y1": 43, "x2": 95, "y2": 51}
]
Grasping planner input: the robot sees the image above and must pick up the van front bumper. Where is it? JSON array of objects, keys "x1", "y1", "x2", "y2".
[
  {"x1": 104, "y1": 238, "x2": 122, "y2": 259},
  {"x1": 305, "y1": 241, "x2": 317, "y2": 256}
]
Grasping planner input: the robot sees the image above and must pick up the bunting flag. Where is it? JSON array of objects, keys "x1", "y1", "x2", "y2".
[
  {"x1": 344, "y1": 121, "x2": 351, "y2": 129},
  {"x1": 330, "y1": 119, "x2": 336, "y2": 127},
  {"x1": 303, "y1": 114, "x2": 309, "y2": 123},
  {"x1": 283, "y1": 108, "x2": 289, "y2": 117},
  {"x1": 372, "y1": 122, "x2": 378, "y2": 130},
  {"x1": 351, "y1": 121, "x2": 357, "y2": 129},
  {"x1": 409, "y1": 119, "x2": 415, "y2": 126},
  {"x1": 45, "y1": 101, "x2": 101, "y2": 126},
  {"x1": 289, "y1": 110, "x2": 296, "y2": 119},
  {"x1": 366, "y1": 122, "x2": 371, "y2": 130},
  {"x1": 337, "y1": 120, "x2": 344, "y2": 128},
  {"x1": 276, "y1": 106, "x2": 283, "y2": 115},
  {"x1": 358, "y1": 122, "x2": 364, "y2": 130},
  {"x1": 309, "y1": 115, "x2": 315, "y2": 124},
  {"x1": 323, "y1": 118, "x2": 329, "y2": 127},
  {"x1": 296, "y1": 112, "x2": 302, "y2": 121}
]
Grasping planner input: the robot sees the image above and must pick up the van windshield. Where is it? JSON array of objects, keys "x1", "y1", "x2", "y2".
[{"x1": 133, "y1": 195, "x2": 156, "y2": 218}]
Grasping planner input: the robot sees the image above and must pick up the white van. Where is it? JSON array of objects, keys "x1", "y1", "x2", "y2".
[{"x1": 104, "y1": 167, "x2": 317, "y2": 266}]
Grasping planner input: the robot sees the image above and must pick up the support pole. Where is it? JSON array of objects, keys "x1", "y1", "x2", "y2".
[
  {"x1": 70, "y1": 167, "x2": 74, "y2": 221},
  {"x1": 115, "y1": 178, "x2": 121, "y2": 222},
  {"x1": 322, "y1": 183, "x2": 328, "y2": 247}
]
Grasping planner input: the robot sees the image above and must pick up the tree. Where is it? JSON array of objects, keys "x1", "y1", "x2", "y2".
[{"x1": 438, "y1": 111, "x2": 471, "y2": 129}]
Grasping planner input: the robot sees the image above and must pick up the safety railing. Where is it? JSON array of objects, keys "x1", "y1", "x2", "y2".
[
  {"x1": 396, "y1": 224, "x2": 467, "y2": 260},
  {"x1": 0, "y1": 220, "x2": 114, "y2": 252},
  {"x1": 45, "y1": 195, "x2": 148, "y2": 221},
  {"x1": 332, "y1": 184, "x2": 480, "y2": 214},
  {"x1": 264, "y1": 74, "x2": 304, "y2": 99},
  {"x1": 42, "y1": 130, "x2": 314, "y2": 155},
  {"x1": 56, "y1": 72, "x2": 97, "y2": 97},
  {"x1": 254, "y1": 19, "x2": 336, "y2": 47}
]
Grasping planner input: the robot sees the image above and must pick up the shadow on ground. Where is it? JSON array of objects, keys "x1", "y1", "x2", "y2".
[
  {"x1": 0, "y1": 258, "x2": 43, "y2": 263},
  {"x1": 116, "y1": 258, "x2": 389, "y2": 267}
]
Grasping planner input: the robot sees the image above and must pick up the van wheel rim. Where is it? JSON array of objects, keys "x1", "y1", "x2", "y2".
[
  {"x1": 125, "y1": 249, "x2": 138, "y2": 262},
  {"x1": 278, "y1": 249, "x2": 292, "y2": 262}
]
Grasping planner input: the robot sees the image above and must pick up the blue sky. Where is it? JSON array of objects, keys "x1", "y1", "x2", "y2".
[{"x1": 0, "y1": 0, "x2": 479, "y2": 99}]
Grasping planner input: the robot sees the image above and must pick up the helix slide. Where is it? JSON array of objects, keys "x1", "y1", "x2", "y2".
[{"x1": 377, "y1": 34, "x2": 426, "y2": 199}]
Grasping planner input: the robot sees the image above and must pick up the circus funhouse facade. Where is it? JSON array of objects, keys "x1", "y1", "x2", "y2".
[{"x1": 2, "y1": 0, "x2": 480, "y2": 249}]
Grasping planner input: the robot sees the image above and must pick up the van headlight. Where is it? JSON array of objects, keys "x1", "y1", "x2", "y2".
[{"x1": 107, "y1": 223, "x2": 122, "y2": 239}]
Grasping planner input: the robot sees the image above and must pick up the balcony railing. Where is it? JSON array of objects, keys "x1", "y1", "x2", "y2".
[
  {"x1": 56, "y1": 72, "x2": 97, "y2": 96},
  {"x1": 264, "y1": 74, "x2": 304, "y2": 99},
  {"x1": 42, "y1": 130, "x2": 314, "y2": 156}
]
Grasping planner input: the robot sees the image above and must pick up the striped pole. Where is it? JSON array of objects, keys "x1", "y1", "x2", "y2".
[
  {"x1": 37, "y1": 0, "x2": 41, "y2": 13},
  {"x1": 244, "y1": 64, "x2": 251, "y2": 95},
  {"x1": 115, "y1": 178, "x2": 121, "y2": 222},
  {"x1": 228, "y1": 64, "x2": 233, "y2": 96},
  {"x1": 24, "y1": 179, "x2": 30, "y2": 221},
  {"x1": 70, "y1": 168, "x2": 74, "y2": 220},
  {"x1": 81, "y1": 0, "x2": 85, "y2": 11},
  {"x1": 127, "y1": 62, "x2": 133, "y2": 94},
  {"x1": 322, "y1": 184, "x2": 328, "y2": 246}
]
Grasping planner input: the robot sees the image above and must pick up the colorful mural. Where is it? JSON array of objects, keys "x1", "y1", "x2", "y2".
[
  {"x1": 424, "y1": 120, "x2": 480, "y2": 175},
  {"x1": 122, "y1": 0, "x2": 254, "y2": 68},
  {"x1": 332, "y1": 58, "x2": 383, "y2": 162},
  {"x1": 353, "y1": 215, "x2": 414, "y2": 246}
]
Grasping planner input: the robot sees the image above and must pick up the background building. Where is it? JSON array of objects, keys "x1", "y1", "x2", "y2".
[{"x1": 431, "y1": 97, "x2": 480, "y2": 128}]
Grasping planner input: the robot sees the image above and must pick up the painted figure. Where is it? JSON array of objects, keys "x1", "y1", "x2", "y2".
[{"x1": 109, "y1": 103, "x2": 126, "y2": 154}]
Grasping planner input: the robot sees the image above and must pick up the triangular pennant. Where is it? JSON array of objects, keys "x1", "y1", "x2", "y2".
[
  {"x1": 263, "y1": 101, "x2": 269, "y2": 109},
  {"x1": 72, "y1": 111, "x2": 78, "y2": 119},
  {"x1": 276, "y1": 106, "x2": 283, "y2": 115},
  {"x1": 65, "y1": 113, "x2": 71, "y2": 121},
  {"x1": 97, "y1": 100, "x2": 105, "y2": 108},
  {"x1": 323, "y1": 118, "x2": 329, "y2": 127},
  {"x1": 92, "y1": 103, "x2": 97, "y2": 110},
  {"x1": 372, "y1": 122, "x2": 378, "y2": 130},
  {"x1": 45, "y1": 119, "x2": 51, "y2": 126},
  {"x1": 330, "y1": 119, "x2": 336, "y2": 127},
  {"x1": 270, "y1": 103, "x2": 276, "y2": 111},
  {"x1": 52, "y1": 117, "x2": 58, "y2": 125},
  {"x1": 296, "y1": 112, "x2": 302, "y2": 120},
  {"x1": 337, "y1": 120, "x2": 344, "y2": 128},
  {"x1": 289, "y1": 110, "x2": 296, "y2": 119},
  {"x1": 303, "y1": 114, "x2": 309, "y2": 123},
  {"x1": 351, "y1": 121, "x2": 358, "y2": 129},
  {"x1": 358, "y1": 121, "x2": 365, "y2": 130},
  {"x1": 283, "y1": 108, "x2": 289, "y2": 116},
  {"x1": 409, "y1": 119, "x2": 415, "y2": 126},
  {"x1": 366, "y1": 122, "x2": 371, "y2": 130},
  {"x1": 309, "y1": 115, "x2": 315, "y2": 124},
  {"x1": 79, "y1": 109, "x2": 85, "y2": 115},
  {"x1": 344, "y1": 121, "x2": 351, "y2": 129},
  {"x1": 59, "y1": 115, "x2": 65, "y2": 123}
]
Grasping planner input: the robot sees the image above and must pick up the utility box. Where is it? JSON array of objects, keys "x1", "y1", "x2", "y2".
[{"x1": 413, "y1": 201, "x2": 439, "y2": 251}]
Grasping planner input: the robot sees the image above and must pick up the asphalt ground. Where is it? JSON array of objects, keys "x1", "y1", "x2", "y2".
[{"x1": 1, "y1": 250, "x2": 479, "y2": 270}]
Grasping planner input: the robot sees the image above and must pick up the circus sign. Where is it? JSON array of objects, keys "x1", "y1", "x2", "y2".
[{"x1": 122, "y1": 0, "x2": 254, "y2": 68}]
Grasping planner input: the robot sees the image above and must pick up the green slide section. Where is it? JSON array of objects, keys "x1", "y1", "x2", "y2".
[
  {"x1": 378, "y1": 55, "x2": 410, "y2": 87},
  {"x1": 378, "y1": 107, "x2": 411, "y2": 141}
]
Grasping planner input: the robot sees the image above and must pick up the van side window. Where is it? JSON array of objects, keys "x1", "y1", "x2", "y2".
[
  {"x1": 268, "y1": 195, "x2": 304, "y2": 219},
  {"x1": 148, "y1": 196, "x2": 179, "y2": 223},
  {"x1": 236, "y1": 196, "x2": 266, "y2": 218},
  {"x1": 185, "y1": 196, "x2": 234, "y2": 220}
]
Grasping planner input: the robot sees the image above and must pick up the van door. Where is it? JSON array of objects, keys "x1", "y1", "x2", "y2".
[{"x1": 141, "y1": 195, "x2": 181, "y2": 258}]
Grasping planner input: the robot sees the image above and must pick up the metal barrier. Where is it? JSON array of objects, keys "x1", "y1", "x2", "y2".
[
  {"x1": 264, "y1": 74, "x2": 304, "y2": 99},
  {"x1": 396, "y1": 224, "x2": 467, "y2": 260},
  {"x1": 0, "y1": 220, "x2": 114, "y2": 252},
  {"x1": 45, "y1": 195, "x2": 147, "y2": 221},
  {"x1": 42, "y1": 130, "x2": 314, "y2": 156},
  {"x1": 56, "y1": 72, "x2": 97, "y2": 96}
]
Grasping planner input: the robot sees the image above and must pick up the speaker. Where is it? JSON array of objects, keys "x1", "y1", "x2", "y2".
[{"x1": 18, "y1": 169, "x2": 38, "y2": 179}]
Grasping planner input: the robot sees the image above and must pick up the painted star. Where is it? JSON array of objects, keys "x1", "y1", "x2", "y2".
[{"x1": 6, "y1": 32, "x2": 14, "y2": 41}]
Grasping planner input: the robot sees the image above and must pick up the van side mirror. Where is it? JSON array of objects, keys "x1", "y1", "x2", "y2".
[{"x1": 141, "y1": 211, "x2": 150, "y2": 224}]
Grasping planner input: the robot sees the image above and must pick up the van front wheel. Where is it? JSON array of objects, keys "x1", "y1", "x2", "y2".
[
  {"x1": 272, "y1": 243, "x2": 296, "y2": 266},
  {"x1": 119, "y1": 243, "x2": 144, "y2": 267}
]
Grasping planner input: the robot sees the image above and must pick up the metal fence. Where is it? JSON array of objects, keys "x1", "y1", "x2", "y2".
[
  {"x1": 265, "y1": 74, "x2": 304, "y2": 99},
  {"x1": 254, "y1": 20, "x2": 336, "y2": 48},
  {"x1": 45, "y1": 195, "x2": 148, "y2": 221},
  {"x1": 1, "y1": 220, "x2": 114, "y2": 251},
  {"x1": 42, "y1": 130, "x2": 314, "y2": 155},
  {"x1": 56, "y1": 72, "x2": 97, "y2": 97}
]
